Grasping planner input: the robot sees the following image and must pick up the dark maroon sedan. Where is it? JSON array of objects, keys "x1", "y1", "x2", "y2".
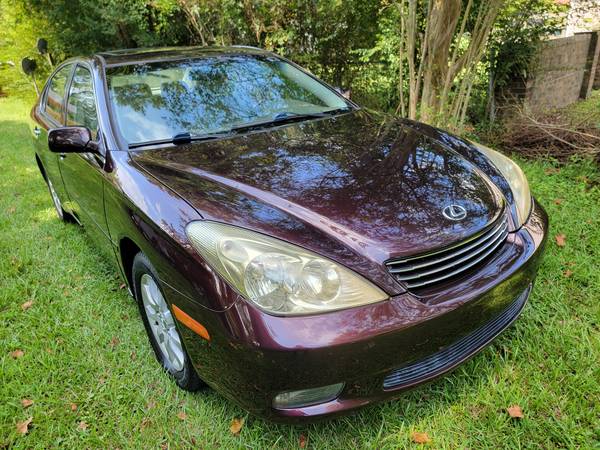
[{"x1": 30, "y1": 46, "x2": 547, "y2": 421}]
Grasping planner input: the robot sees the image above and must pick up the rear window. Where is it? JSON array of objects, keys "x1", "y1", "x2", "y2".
[{"x1": 44, "y1": 64, "x2": 72, "y2": 123}]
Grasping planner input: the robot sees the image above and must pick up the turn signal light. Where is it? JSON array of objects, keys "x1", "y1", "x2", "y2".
[{"x1": 172, "y1": 304, "x2": 210, "y2": 341}]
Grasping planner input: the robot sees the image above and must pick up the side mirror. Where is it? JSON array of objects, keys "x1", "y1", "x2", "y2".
[{"x1": 48, "y1": 126, "x2": 97, "y2": 154}]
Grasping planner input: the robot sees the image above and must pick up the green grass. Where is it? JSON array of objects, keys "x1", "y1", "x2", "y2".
[{"x1": 1, "y1": 94, "x2": 599, "y2": 449}]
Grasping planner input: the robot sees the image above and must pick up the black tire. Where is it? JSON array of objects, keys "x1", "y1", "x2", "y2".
[{"x1": 132, "y1": 252, "x2": 203, "y2": 391}]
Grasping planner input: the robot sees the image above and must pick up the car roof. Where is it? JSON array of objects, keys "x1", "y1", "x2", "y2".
[{"x1": 95, "y1": 45, "x2": 271, "y2": 67}]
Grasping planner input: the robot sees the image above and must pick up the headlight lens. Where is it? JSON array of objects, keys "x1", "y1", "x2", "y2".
[
  {"x1": 473, "y1": 143, "x2": 532, "y2": 227},
  {"x1": 186, "y1": 222, "x2": 388, "y2": 315}
]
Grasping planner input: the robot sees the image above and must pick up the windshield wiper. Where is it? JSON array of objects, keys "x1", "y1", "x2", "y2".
[
  {"x1": 128, "y1": 130, "x2": 236, "y2": 148},
  {"x1": 228, "y1": 107, "x2": 353, "y2": 133},
  {"x1": 128, "y1": 108, "x2": 353, "y2": 149}
]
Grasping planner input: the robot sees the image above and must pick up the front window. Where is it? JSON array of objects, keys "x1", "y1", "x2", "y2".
[
  {"x1": 66, "y1": 66, "x2": 99, "y2": 137},
  {"x1": 106, "y1": 55, "x2": 350, "y2": 146}
]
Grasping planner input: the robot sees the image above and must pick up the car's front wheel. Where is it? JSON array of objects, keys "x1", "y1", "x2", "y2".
[{"x1": 132, "y1": 252, "x2": 203, "y2": 391}]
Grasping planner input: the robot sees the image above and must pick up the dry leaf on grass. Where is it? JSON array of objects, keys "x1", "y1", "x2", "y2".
[
  {"x1": 564, "y1": 269, "x2": 574, "y2": 278},
  {"x1": 555, "y1": 234, "x2": 566, "y2": 247},
  {"x1": 411, "y1": 431, "x2": 430, "y2": 444},
  {"x1": 230, "y1": 417, "x2": 244, "y2": 435},
  {"x1": 21, "y1": 399, "x2": 33, "y2": 408},
  {"x1": 177, "y1": 411, "x2": 187, "y2": 421},
  {"x1": 10, "y1": 349, "x2": 24, "y2": 359},
  {"x1": 16, "y1": 417, "x2": 32, "y2": 435},
  {"x1": 70, "y1": 403, "x2": 78, "y2": 411},
  {"x1": 507, "y1": 404, "x2": 524, "y2": 419},
  {"x1": 141, "y1": 417, "x2": 151, "y2": 430},
  {"x1": 299, "y1": 434, "x2": 308, "y2": 448},
  {"x1": 21, "y1": 300, "x2": 33, "y2": 311},
  {"x1": 119, "y1": 283, "x2": 127, "y2": 290},
  {"x1": 553, "y1": 198, "x2": 563, "y2": 205},
  {"x1": 109, "y1": 337, "x2": 120, "y2": 348},
  {"x1": 77, "y1": 421, "x2": 88, "y2": 431}
]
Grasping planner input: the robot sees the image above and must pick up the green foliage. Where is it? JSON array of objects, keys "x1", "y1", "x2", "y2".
[
  {"x1": 0, "y1": 0, "x2": 52, "y2": 96},
  {"x1": 488, "y1": 0, "x2": 567, "y2": 88},
  {"x1": 0, "y1": 0, "x2": 572, "y2": 124}
]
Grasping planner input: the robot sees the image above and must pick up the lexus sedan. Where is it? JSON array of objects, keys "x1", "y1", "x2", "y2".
[{"x1": 31, "y1": 46, "x2": 547, "y2": 421}]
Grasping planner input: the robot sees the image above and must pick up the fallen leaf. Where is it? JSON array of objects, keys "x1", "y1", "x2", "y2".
[
  {"x1": 544, "y1": 167, "x2": 560, "y2": 175},
  {"x1": 299, "y1": 434, "x2": 307, "y2": 448},
  {"x1": 555, "y1": 234, "x2": 566, "y2": 247},
  {"x1": 140, "y1": 417, "x2": 151, "y2": 430},
  {"x1": 77, "y1": 421, "x2": 88, "y2": 431},
  {"x1": 21, "y1": 399, "x2": 34, "y2": 408},
  {"x1": 553, "y1": 198, "x2": 563, "y2": 205},
  {"x1": 507, "y1": 404, "x2": 524, "y2": 419},
  {"x1": 230, "y1": 417, "x2": 244, "y2": 435},
  {"x1": 70, "y1": 403, "x2": 77, "y2": 412},
  {"x1": 10, "y1": 349, "x2": 24, "y2": 359},
  {"x1": 119, "y1": 283, "x2": 127, "y2": 290},
  {"x1": 146, "y1": 400, "x2": 156, "y2": 410},
  {"x1": 130, "y1": 351, "x2": 137, "y2": 361},
  {"x1": 16, "y1": 417, "x2": 32, "y2": 435},
  {"x1": 564, "y1": 269, "x2": 574, "y2": 278},
  {"x1": 6, "y1": 206, "x2": 16, "y2": 214},
  {"x1": 411, "y1": 431, "x2": 431, "y2": 444},
  {"x1": 177, "y1": 411, "x2": 187, "y2": 421},
  {"x1": 109, "y1": 337, "x2": 119, "y2": 348},
  {"x1": 21, "y1": 300, "x2": 34, "y2": 311}
]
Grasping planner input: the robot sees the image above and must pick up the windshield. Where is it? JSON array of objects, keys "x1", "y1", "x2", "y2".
[{"x1": 106, "y1": 55, "x2": 350, "y2": 145}]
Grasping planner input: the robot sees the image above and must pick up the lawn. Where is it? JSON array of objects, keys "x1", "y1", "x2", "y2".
[{"x1": 1, "y1": 94, "x2": 599, "y2": 449}]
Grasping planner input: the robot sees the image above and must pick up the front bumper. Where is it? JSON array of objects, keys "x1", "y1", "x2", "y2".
[{"x1": 171, "y1": 199, "x2": 548, "y2": 422}]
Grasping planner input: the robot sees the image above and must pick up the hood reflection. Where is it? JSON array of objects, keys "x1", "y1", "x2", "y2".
[{"x1": 133, "y1": 110, "x2": 504, "y2": 260}]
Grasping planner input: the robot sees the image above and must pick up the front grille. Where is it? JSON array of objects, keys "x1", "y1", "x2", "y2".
[
  {"x1": 383, "y1": 285, "x2": 530, "y2": 390},
  {"x1": 386, "y1": 213, "x2": 509, "y2": 290}
]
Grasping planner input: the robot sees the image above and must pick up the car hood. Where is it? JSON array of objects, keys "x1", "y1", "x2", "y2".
[{"x1": 131, "y1": 110, "x2": 504, "y2": 291}]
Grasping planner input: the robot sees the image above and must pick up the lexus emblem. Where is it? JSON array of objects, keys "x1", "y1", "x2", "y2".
[{"x1": 443, "y1": 204, "x2": 467, "y2": 221}]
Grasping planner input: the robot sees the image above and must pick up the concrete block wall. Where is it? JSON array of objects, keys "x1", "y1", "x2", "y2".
[{"x1": 499, "y1": 31, "x2": 599, "y2": 113}]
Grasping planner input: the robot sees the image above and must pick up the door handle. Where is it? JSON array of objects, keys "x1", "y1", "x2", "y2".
[{"x1": 33, "y1": 127, "x2": 41, "y2": 138}]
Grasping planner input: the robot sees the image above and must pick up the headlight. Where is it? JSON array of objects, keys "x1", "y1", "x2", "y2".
[
  {"x1": 473, "y1": 143, "x2": 532, "y2": 227},
  {"x1": 186, "y1": 222, "x2": 388, "y2": 315}
]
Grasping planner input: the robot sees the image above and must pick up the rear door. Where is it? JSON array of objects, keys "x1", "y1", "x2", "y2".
[{"x1": 59, "y1": 64, "x2": 111, "y2": 250}]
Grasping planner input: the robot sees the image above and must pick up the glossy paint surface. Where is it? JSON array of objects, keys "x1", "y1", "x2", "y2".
[{"x1": 30, "y1": 46, "x2": 549, "y2": 422}]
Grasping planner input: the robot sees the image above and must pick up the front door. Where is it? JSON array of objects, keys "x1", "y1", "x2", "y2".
[{"x1": 59, "y1": 64, "x2": 111, "y2": 252}]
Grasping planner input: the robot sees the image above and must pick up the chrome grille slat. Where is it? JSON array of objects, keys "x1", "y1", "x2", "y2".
[
  {"x1": 386, "y1": 213, "x2": 509, "y2": 290},
  {"x1": 388, "y1": 221, "x2": 507, "y2": 273},
  {"x1": 393, "y1": 225, "x2": 508, "y2": 282},
  {"x1": 403, "y1": 232, "x2": 507, "y2": 288}
]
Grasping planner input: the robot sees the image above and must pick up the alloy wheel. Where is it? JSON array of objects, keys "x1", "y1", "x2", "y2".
[{"x1": 140, "y1": 273, "x2": 185, "y2": 372}]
